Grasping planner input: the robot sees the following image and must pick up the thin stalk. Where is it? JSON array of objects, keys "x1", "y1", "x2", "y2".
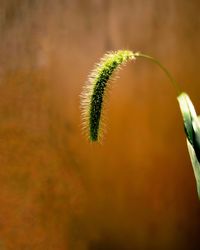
[{"x1": 134, "y1": 52, "x2": 181, "y2": 95}]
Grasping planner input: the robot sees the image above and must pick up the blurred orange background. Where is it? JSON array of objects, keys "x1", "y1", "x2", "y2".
[{"x1": 0, "y1": 0, "x2": 200, "y2": 249}]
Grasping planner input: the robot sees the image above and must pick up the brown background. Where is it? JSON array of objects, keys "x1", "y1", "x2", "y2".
[{"x1": 0, "y1": 0, "x2": 200, "y2": 249}]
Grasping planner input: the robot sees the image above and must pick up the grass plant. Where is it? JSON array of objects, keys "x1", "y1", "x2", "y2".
[{"x1": 80, "y1": 50, "x2": 200, "y2": 199}]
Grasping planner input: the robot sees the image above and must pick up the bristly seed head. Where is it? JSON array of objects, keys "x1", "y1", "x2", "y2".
[{"x1": 81, "y1": 50, "x2": 135, "y2": 142}]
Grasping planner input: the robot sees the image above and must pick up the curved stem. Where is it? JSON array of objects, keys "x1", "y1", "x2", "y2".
[{"x1": 134, "y1": 52, "x2": 182, "y2": 95}]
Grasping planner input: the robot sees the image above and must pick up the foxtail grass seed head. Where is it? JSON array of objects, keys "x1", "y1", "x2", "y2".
[
  {"x1": 81, "y1": 49, "x2": 200, "y2": 199},
  {"x1": 81, "y1": 50, "x2": 135, "y2": 142}
]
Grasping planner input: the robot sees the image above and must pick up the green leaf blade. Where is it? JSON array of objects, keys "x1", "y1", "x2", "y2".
[
  {"x1": 187, "y1": 139, "x2": 200, "y2": 199},
  {"x1": 177, "y1": 92, "x2": 200, "y2": 199},
  {"x1": 177, "y1": 92, "x2": 197, "y2": 146}
]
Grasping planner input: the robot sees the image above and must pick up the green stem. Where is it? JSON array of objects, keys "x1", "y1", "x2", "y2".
[{"x1": 134, "y1": 52, "x2": 182, "y2": 95}]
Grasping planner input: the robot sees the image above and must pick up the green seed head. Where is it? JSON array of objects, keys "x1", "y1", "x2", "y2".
[
  {"x1": 80, "y1": 49, "x2": 200, "y2": 200},
  {"x1": 81, "y1": 50, "x2": 135, "y2": 142}
]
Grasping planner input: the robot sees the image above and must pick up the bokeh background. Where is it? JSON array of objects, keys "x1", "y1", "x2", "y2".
[{"x1": 0, "y1": 0, "x2": 200, "y2": 249}]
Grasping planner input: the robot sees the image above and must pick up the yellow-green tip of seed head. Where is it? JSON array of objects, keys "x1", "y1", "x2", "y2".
[{"x1": 81, "y1": 50, "x2": 135, "y2": 142}]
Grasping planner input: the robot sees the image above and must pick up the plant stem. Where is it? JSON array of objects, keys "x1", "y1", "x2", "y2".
[{"x1": 134, "y1": 52, "x2": 181, "y2": 95}]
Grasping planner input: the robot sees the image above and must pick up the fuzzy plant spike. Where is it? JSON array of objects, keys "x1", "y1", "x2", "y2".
[
  {"x1": 81, "y1": 50, "x2": 135, "y2": 141},
  {"x1": 81, "y1": 49, "x2": 200, "y2": 200}
]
